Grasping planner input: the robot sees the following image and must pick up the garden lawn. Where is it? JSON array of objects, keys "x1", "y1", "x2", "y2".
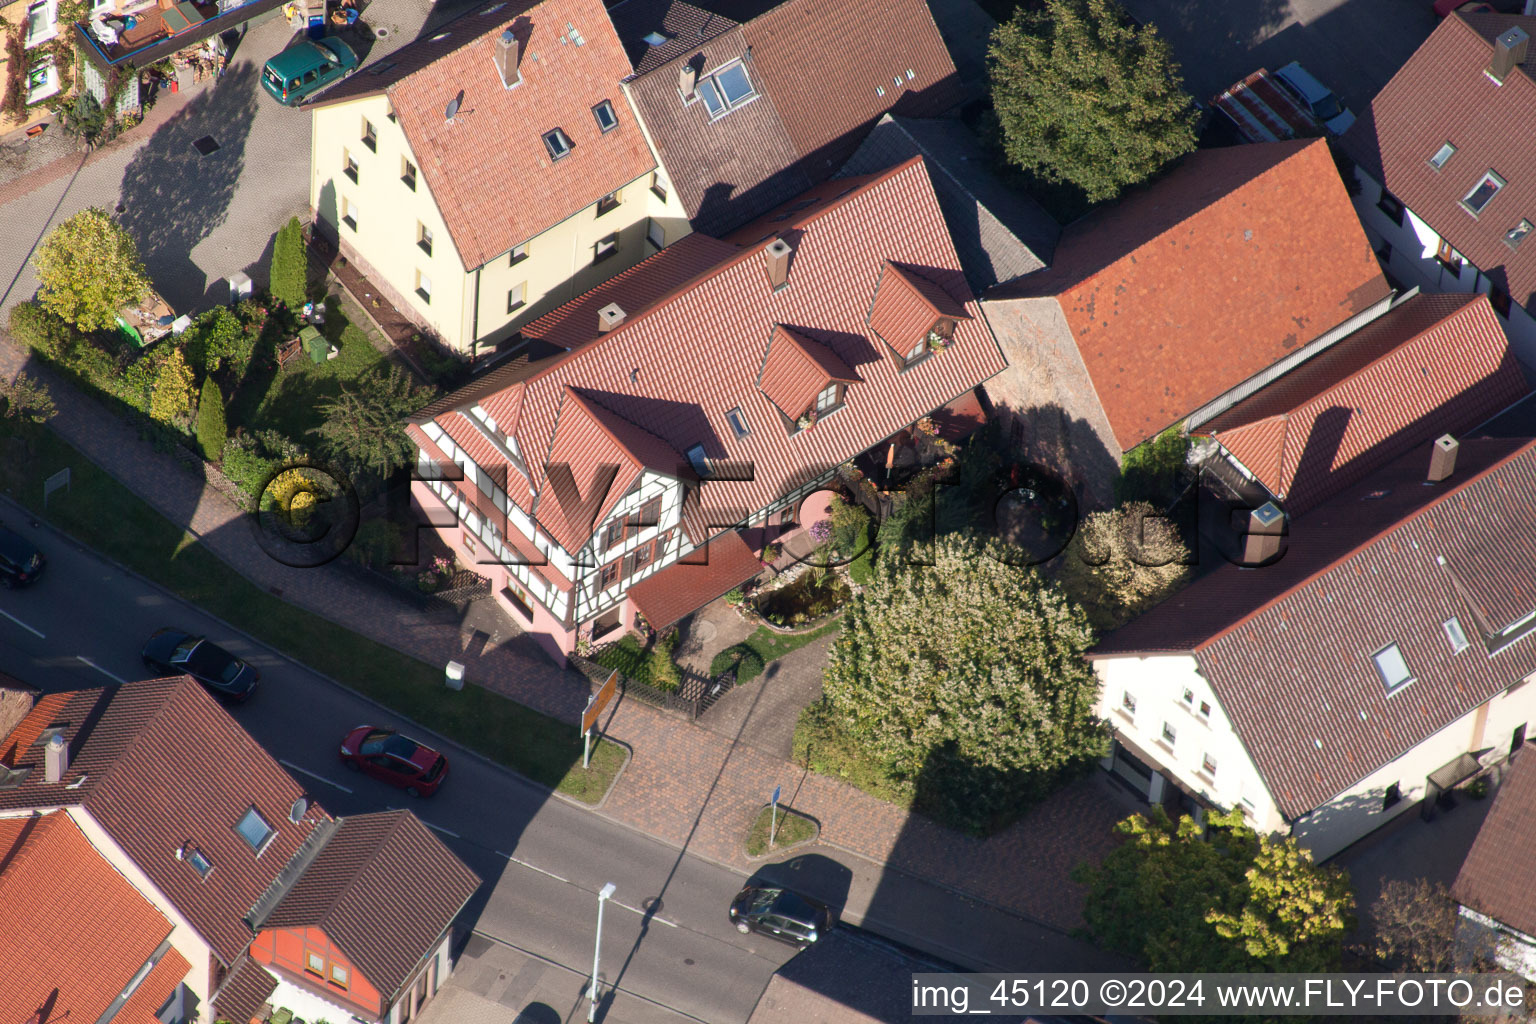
[
  {"x1": 0, "y1": 422, "x2": 623, "y2": 803},
  {"x1": 229, "y1": 316, "x2": 389, "y2": 441},
  {"x1": 709, "y1": 619, "x2": 841, "y2": 683}
]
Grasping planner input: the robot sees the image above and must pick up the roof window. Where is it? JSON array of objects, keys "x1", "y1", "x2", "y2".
[
  {"x1": 1443, "y1": 617, "x2": 1470, "y2": 654},
  {"x1": 1373, "y1": 643, "x2": 1414, "y2": 695},
  {"x1": 592, "y1": 99, "x2": 618, "y2": 132},
  {"x1": 234, "y1": 807, "x2": 275, "y2": 852},
  {"x1": 696, "y1": 61, "x2": 755, "y2": 118},
  {"x1": 1506, "y1": 218, "x2": 1534, "y2": 249},
  {"x1": 1429, "y1": 142, "x2": 1456, "y2": 170},
  {"x1": 643, "y1": 30, "x2": 667, "y2": 46},
  {"x1": 1461, "y1": 171, "x2": 1506, "y2": 216},
  {"x1": 543, "y1": 128, "x2": 573, "y2": 161},
  {"x1": 726, "y1": 407, "x2": 750, "y2": 438},
  {"x1": 184, "y1": 846, "x2": 213, "y2": 879},
  {"x1": 685, "y1": 443, "x2": 710, "y2": 476}
]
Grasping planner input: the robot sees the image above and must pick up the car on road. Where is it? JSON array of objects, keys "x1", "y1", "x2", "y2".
[
  {"x1": 338, "y1": 725, "x2": 449, "y2": 797},
  {"x1": 728, "y1": 885, "x2": 835, "y2": 948},
  {"x1": 141, "y1": 629, "x2": 259, "y2": 700},
  {"x1": 261, "y1": 36, "x2": 359, "y2": 106},
  {"x1": 0, "y1": 525, "x2": 45, "y2": 588},
  {"x1": 1434, "y1": 0, "x2": 1494, "y2": 17},
  {"x1": 1271, "y1": 62, "x2": 1356, "y2": 136}
]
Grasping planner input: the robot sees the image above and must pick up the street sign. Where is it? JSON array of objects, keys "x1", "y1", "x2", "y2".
[
  {"x1": 581, "y1": 670, "x2": 619, "y2": 769},
  {"x1": 583, "y1": 670, "x2": 618, "y2": 734},
  {"x1": 771, "y1": 784, "x2": 781, "y2": 806},
  {"x1": 43, "y1": 468, "x2": 70, "y2": 507},
  {"x1": 770, "y1": 785, "x2": 782, "y2": 847}
]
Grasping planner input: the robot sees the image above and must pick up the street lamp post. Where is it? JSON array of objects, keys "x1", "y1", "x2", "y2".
[{"x1": 589, "y1": 882, "x2": 616, "y2": 1023}]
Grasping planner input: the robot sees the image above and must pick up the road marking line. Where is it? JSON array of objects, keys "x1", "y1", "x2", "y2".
[
  {"x1": 279, "y1": 760, "x2": 354, "y2": 794},
  {"x1": 496, "y1": 851, "x2": 571, "y2": 884},
  {"x1": 0, "y1": 607, "x2": 44, "y2": 638},
  {"x1": 76, "y1": 656, "x2": 128, "y2": 684},
  {"x1": 420, "y1": 820, "x2": 460, "y2": 839},
  {"x1": 612, "y1": 899, "x2": 679, "y2": 928}
]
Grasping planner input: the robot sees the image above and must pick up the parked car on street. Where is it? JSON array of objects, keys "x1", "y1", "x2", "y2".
[
  {"x1": 338, "y1": 726, "x2": 449, "y2": 797},
  {"x1": 261, "y1": 36, "x2": 359, "y2": 105},
  {"x1": 1271, "y1": 62, "x2": 1356, "y2": 136},
  {"x1": 141, "y1": 629, "x2": 260, "y2": 700},
  {"x1": 0, "y1": 525, "x2": 45, "y2": 588},
  {"x1": 728, "y1": 885, "x2": 835, "y2": 948}
]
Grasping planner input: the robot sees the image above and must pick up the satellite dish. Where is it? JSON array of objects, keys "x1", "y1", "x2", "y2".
[
  {"x1": 289, "y1": 796, "x2": 309, "y2": 823},
  {"x1": 445, "y1": 95, "x2": 461, "y2": 122}
]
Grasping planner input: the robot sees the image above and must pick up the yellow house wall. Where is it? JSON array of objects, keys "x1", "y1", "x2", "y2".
[
  {"x1": 1, "y1": 2, "x2": 77, "y2": 136},
  {"x1": 311, "y1": 94, "x2": 693, "y2": 354}
]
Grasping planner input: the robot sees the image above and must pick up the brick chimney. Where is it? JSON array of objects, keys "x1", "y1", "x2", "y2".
[
  {"x1": 44, "y1": 732, "x2": 68, "y2": 784},
  {"x1": 1428, "y1": 434, "x2": 1459, "y2": 483},
  {"x1": 1238, "y1": 501, "x2": 1285, "y2": 566},
  {"x1": 1489, "y1": 26, "x2": 1529, "y2": 84},
  {"x1": 598, "y1": 302, "x2": 626, "y2": 332},
  {"x1": 764, "y1": 238, "x2": 791, "y2": 289},
  {"x1": 678, "y1": 60, "x2": 699, "y2": 100},
  {"x1": 493, "y1": 22, "x2": 526, "y2": 89}
]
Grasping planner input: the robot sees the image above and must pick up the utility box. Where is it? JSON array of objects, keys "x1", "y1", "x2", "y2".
[{"x1": 445, "y1": 661, "x2": 465, "y2": 691}]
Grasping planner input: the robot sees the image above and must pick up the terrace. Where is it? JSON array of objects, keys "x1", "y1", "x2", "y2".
[{"x1": 74, "y1": 0, "x2": 287, "y2": 68}]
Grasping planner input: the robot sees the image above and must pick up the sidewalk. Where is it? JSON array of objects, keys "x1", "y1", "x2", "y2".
[{"x1": 0, "y1": 331, "x2": 1131, "y2": 961}]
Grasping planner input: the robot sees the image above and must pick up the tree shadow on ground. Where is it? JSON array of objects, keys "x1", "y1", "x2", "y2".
[{"x1": 116, "y1": 63, "x2": 259, "y2": 312}]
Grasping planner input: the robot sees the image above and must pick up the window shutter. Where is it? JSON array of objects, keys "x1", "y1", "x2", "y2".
[{"x1": 622, "y1": 553, "x2": 636, "y2": 578}]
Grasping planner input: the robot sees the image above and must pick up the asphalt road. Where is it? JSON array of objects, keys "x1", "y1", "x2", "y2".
[{"x1": 0, "y1": 502, "x2": 793, "y2": 1024}]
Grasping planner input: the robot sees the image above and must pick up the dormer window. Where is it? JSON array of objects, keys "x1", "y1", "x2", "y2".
[
  {"x1": 1462, "y1": 171, "x2": 1506, "y2": 216},
  {"x1": 1373, "y1": 642, "x2": 1414, "y2": 695},
  {"x1": 867, "y1": 262, "x2": 971, "y2": 371},
  {"x1": 757, "y1": 324, "x2": 859, "y2": 437},
  {"x1": 814, "y1": 382, "x2": 839, "y2": 415}
]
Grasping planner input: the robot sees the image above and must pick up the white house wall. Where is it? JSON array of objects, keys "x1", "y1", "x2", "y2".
[
  {"x1": 1292, "y1": 676, "x2": 1536, "y2": 861},
  {"x1": 1351, "y1": 168, "x2": 1536, "y2": 366},
  {"x1": 1092, "y1": 655, "x2": 1287, "y2": 834},
  {"x1": 1457, "y1": 906, "x2": 1536, "y2": 982}
]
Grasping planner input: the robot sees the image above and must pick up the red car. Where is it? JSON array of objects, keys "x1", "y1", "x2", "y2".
[{"x1": 338, "y1": 726, "x2": 448, "y2": 797}]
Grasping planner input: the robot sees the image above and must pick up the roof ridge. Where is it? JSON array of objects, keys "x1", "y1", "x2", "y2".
[
  {"x1": 1194, "y1": 438, "x2": 1536, "y2": 652},
  {"x1": 520, "y1": 156, "x2": 930, "y2": 390},
  {"x1": 247, "y1": 816, "x2": 343, "y2": 931}
]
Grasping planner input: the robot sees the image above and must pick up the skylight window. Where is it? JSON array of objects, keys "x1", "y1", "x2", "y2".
[
  {"x1": 726, "y1": 407, "x2": 750, "y2": 438},
  {"x1": 186, "y1": 848, "x2": 213, "y2": 879},
  {"x1": 1462, "y1": 171, "x2": 1506, "y2": 216},
  {"x1": 1429, "y1": 142, "x2": 1456, "y2": 170},
  {"x1": 1507, "y1": 219, "x2": 1534, "y2": 249},
  {"x1": 695, "y1": 62, "x2": 755, "y2": 119},
  {"x1": 234, "y1": 807, "x2": 275, "y2": 852},
  {"x1": 1443, "y1": 617, "x2": 1470, "y2": 654},
  {"x1": 643, "y1": 30, "x2": 667, "y2": 46},
  {"x1": 685, "y1": 443, "x2": 709, "y2": 475},
  {"x1": 592, "y1": 99, "x2": 618, "y2": 132},
  {"x1": 543, "y1": 128, "x2": 573, "y2": 161},
  {"x1": 1373, "y1": 643, "x2": 1414, "y2": 694}
]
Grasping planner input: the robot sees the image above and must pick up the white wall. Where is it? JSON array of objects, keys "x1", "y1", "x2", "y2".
[
  {"x1": 1292, "y1": 676, "x2": 1536, "y2": 861},
  {"x1": 1351, "y1": 168, "x2": 1536, "y2": 367},
  {"x1": 1092, "y1": 655, "x2": 1288, "y2": 833},
  {"x1": 1458, "y1": 906, "x2": 1536, "y2": 981}
]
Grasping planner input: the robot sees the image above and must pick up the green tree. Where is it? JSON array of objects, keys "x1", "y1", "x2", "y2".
[
  {"x1": 32, "y1": 207, "x2": 150, "y2": 331},
  {"x1": 1053, "y1": 501, "x2": 1191, "y2": 632},
  {"x1": 0, "y1": 372, "x2": 57, "y2": 425},
  {"x1": 310, "y1": 365, "x2": 434, "y2": 478},
  {"x1": 1077, "y1": 808, "x2": 1355, "y2": 971},
  {"x1": 149, "y1": 347, "x2": 196, "y2": 425},
  {"x1": 196, "y1": 375, "x2": 227, "y2": 461},
  {"x1": 188, "y1": 307, "x2": 247, "y2": 375},
  {"x1": 269, "y1": 216, "x2": 308, "y2": 309},
  {"x1": 988, "y1": 0, "x2": 1198, "y2": 202},
  {"x1": 818, "y1": 533, "x2": 1108, "y2": 832}
]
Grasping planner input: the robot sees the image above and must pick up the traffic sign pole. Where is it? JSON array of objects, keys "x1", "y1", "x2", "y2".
[{"x1": 770, "y1": 784, "x2": 782, "y2": 847}]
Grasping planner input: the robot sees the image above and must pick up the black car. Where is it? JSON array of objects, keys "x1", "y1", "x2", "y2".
[
  {"x1": 0, "y1": 525, "x2": 45, "y2": 588},
  {"x1": 728, "y1": 885, "x2": 834, "y2": 948},
  {"x1": 141, "y1": 628, "x2": 259, "y2": 700}
]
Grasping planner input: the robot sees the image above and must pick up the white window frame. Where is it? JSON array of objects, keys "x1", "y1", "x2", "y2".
[
  {"x1": 25, "y1": 0, "x2": 58, "y2": 47},
  {"x1": 1429, "y1": 142, "x2": 1456, "y2": 170},
  {"x1": 416, "y1": 270, "x2": 432, "y2": 303},
  {"x1": 342, "y1": 196, "x2": 359, "y2": 231},
  {"x1": 814, "y1": 382, "x2": 838, "y2": 414},
  {"x1": 1161, "y1": 721, "x2": 1177, "y2": 746},
  {"x1": 507, "y1": 281, "x2": 526, "y2": 313},
  {"x1": 1443, "y1": 617, "x2": 1471, "y2": 654},
  {"x1": 25, "y1": 55, "x2": 59, "y2": 102},
  {"x1": 1373, "y1": 642, "x2": 1414, "y2": 695},
  {"x1": 696, "y1": 61, "x2": 756, "y2": 119}
]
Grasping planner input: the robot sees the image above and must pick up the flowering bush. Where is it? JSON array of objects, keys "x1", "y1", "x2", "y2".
[{"x1": 809, "y1": 520, "x2": 833, "y2": 544}]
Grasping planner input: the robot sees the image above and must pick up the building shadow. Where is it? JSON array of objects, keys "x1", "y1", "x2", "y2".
[{"x1": 116, "y1": 62, "x2": 260, "y2": 312}]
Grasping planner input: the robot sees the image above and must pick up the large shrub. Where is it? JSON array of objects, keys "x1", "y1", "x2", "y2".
[
  {"x1": 8, "y1": 302, "x2": 80, "y2": 359},
  {"x1": 148, "y1": 348, "x2": 196, "y2": 425},
  {"x1": 196, "y1": 375, "x2": 227, "y2": 461},
  {"x1": 269, "y1": 216, "x2": 307, "y2": 310}
]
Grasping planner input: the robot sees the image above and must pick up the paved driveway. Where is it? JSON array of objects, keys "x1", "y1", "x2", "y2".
[{"x1": 1122, "y1": 0, "x2": 1439, "y2": 117}]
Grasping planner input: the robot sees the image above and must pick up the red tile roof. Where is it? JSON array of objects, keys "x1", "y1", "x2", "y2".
[
  {"x1": 1093, "y1": 437, "x2": 1536, "y2": 817},
  {"x1": 988, "y1": 139, "x2": 1391, "y2": 451},
  {"x1": 422, "y1": 157, "x2": 1006, "y2": 557},
  {"x1": 1452, "y1": 749, "x2": 1536, "y2": 936},
  {"x1": 0, "y1": 811, "x2": 185, "y2": 1024},
  {"x1": 1344, "y1": 11, "x2": 1536, "y2": 309},
  {"x1": 608, "y1": 0, "x2": 964, "y2": 232},
  {"x1": 758, "y1": 324, "x2": 860, "y2": 421},
  {"x1": 1199, "y1": 293, "x2": 1529, "y2": 513},
  {"x1": 0, "y1": 680, "x2": 324, "y2": 964},
  {"x1": 262, "y1": 811, "x2": 480, "y2": 1001},
  {"x1": 309, "y1": 0, "x2": 656, "y2": 269},
  {"x1": 627, "y1": 528, "x2": 762, "y2": 628}
]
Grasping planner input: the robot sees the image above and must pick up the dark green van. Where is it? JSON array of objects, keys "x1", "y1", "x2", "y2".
[{"x1": 261, "y1": 36, "x2": 359, "y2": 106}]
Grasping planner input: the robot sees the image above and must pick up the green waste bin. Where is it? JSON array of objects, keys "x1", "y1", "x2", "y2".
[{"x1": 300, "y1": 326, "x2": 327, "y2": 363}]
